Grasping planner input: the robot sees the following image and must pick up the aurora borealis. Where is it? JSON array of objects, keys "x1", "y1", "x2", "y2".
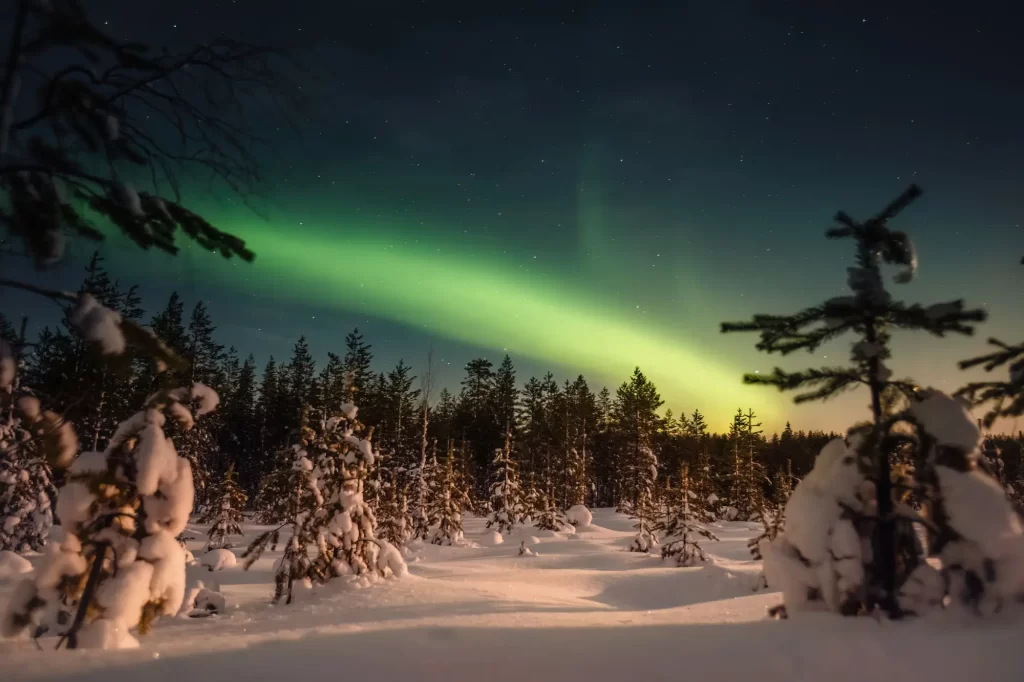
[{"x1": 10, "y1": 1, "x2": 1024, "y2": 432}]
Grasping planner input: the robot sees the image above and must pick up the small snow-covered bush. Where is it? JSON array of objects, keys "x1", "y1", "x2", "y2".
[
  {"x1": 481, "y1": 530, "x2": 504, "y2": 547},
  {"x1": 201, "y1": 548, "x2": 237, "y2": 572},
  {"x1": 566, "y1": 504, "x2": 592, "y2": 528}
]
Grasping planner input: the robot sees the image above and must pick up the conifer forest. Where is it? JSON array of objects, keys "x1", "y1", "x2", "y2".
[{"x1": 1, "y1": 1, "x2": 1023, "y2": 680}]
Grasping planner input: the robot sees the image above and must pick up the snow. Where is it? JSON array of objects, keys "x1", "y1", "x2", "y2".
[
  {"x1": 909, "y1": 390, "x2": 980, "y2": 453},
  {"x1": 69, "y1": 294, "x2": 125, "y2": 355},
  {"x1": 480, "y1": 530, "x2": 504, "y2": 546},
  {"x1": 566, "y1": 504, "x2": 593, "y2": 528},
  {"x1": 0, "y1": 551, "x2": 31, "y2": 578},
  {"x1": 339, "y1": 402, "x2": 358, "y2": 420},
  {"x1": 200, "y1": 549, "x2": 238, "y2": 572},
  {"x1": 190, "y1": 383, "x2": 220, "y2": 417},
  {"x1": 1, "y1": 509, "x2": 1023, "y2": 680}
]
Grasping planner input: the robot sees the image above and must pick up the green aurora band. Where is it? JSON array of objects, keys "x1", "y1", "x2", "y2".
[{"x1": 171, "y1": 218, "x2": 776, "y2": 428}]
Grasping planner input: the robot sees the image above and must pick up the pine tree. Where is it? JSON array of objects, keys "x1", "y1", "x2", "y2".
[
  {"x1": 533, "y1": 486, "x2": 569, "y2": 532},
  {"x1": 243, "y1": 400, "x2": 406, "y2": 603},
  {"x1": 284, "y1": 336, "x2": 316, "y2": 426},
  {"x1": 343, "y1": 328, "x2": 375, "y2": 401},
  {"x1": 721, "y1": 186, "x2": 986, "y2": 617},
  {"x1": 454, "y1": 358, "x2": 497, "y2": 487},
  {"x1": 251, "y1": 444, "x2": 297, "y2": 524},
  {"x1": 26, "y1": 254, "x2": 142, "y2": 451},
  {"x1": 377, "y1": 468, "x2": 413, "y2": 549},
  {"x1": 656, "y1": 464, "x2": 718, "y2": 565},
  {"x1": 184, "y1": 302, "x2": 223, "y2": 386},
  {"x1": 409, "y1": 439, "x2": 439, "y2": 542},
  {"x1": 628, "y1": 444, "x2": 659, "y2": 552},
  {"x1": 4, "y1": 384, "x2": 218, "y2": 649},
  {"x1": 613, "y1": 368, "x2": 663, "y2": 513},
  {"x1": 958, "y1": 258, "x2": 1024, "y2": 426},
  {"x1": 223, "y1": 355, "x2": 259, "y2": 494},
  {"x1": 133, "y1": 291, "x2": 187, "y2": 401},
  {"x1": 245, "y1": 439, "x2": 324, "y2": 603},
  {"x1": 202, "y1": 464, "x2": 247, "y2": 550},
  {"x1": 431, "y1": 441, "x2": 470, "y2": 545},
  {"x1": 486, "y1": 431, "x2": 523, "y2": 534},
  {"x1": 0, "y1": 329, "x2": 57, "y2": 553}
]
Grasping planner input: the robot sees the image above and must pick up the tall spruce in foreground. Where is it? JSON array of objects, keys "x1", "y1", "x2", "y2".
[
  {"x1": 958, "y1": 258, "x2": 1024, "y2": 427},
  {"x1": 721, "y1": 185, "x2": 986, "y2": 617}
]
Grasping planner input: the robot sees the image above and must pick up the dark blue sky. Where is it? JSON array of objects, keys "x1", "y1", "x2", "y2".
[{"x1": 6, "y1": 0, "x2": 1022, "y2": 430}]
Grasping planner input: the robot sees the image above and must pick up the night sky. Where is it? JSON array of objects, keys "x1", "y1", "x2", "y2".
[{"x1": 7, "y1": 1, "x2": 1023, "y2": 432}]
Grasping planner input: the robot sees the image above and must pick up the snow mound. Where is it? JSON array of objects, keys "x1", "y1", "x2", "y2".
[
  {"x1": 480, "y1": 530, "x2": 504, "y2": 546},
  {"x1": 201, "y1": 548, "x2": 237, "y2": 572},
  {"x1": 910, "y1": 390, "x2": 979, "y2": 452},
  {"x1": 566, "y1": 505, "x2": 593, "y2": 528},
  {"x1": 524, "y1": 536, "x2": 541, "y2": 545},
  {"x1": 0, "y1": 551, "x2": 32, "y2": 578}
]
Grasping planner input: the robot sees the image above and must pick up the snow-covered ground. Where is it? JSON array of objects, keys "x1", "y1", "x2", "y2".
[{"x1": 2, "y1": 509, "x2": 1023, "y2": 681}]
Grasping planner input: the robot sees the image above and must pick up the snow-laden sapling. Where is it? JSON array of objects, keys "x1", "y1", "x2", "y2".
[
  {"x1": 2, "y1": 383, "x2": 217, "y2": 649},
  {"x1": 657, "y1": 464, "x2": 718, "y2": 566},
  {"x1": 486, "y1": 433, "x2": 524, "y2": 534},
  {"x1": 431, "y1": 441, "x2": 471, "y2": 545},
  {"x1": 628, "y1": 445, "x2": 660, "y2": 553},
  {"x1": 242, "y1": 403, "x2": 407, "y2": 605},
  {"x1": 201, "y1": 463, "x2": 247, "y2": 550},
  {"x1": 722, "y1": 185, "x2": 986, "y2": 617},
  {"x1": 0, "y1": 394, "x2": 58, "y2": 553},
  {"x1": 533, "y1": 488, "x2": 570, "y2": 532},
  {"x1": 376, "y1": 468, "x2": 413, "y2": 549}
]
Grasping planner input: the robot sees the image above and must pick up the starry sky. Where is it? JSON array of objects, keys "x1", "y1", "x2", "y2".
[{"x1": 7, "y1": 1, "x2": 1023, "y2": 432}]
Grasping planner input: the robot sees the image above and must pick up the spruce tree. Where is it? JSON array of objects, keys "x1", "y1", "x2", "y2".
[
  {"x1": 4, "y1": 384, "x2": 218, "y2": 649},
  {"x1": 486, "y1": 431, "x2": 523, "y2": 534},
  {"x1": 202, "y1": 464, "x2": 247, "y2": 550},
  {"x1": 958, "y1": 259, "x2": 1024, "y2": 426},
  {"x1": 408, "y1": 437, "x2": 440, "y2": 542},
  {"x1": 533, "y1": 487, "x2": 569, "y2": 532},
  {"x1": 243, "y1": 400, "x2": 406, "y2": 603},
  {"x1": 657, "y1": 464, "x2": 718, "y2": 565},
  {"x1": 0, "y1": 329, "x2": 57, "y2": 553},
  {"x1": 377, "y1": 468, "x2": 413, "y2": 549},
  {"x1": 223, "y1": 355, "x2": 259, "y2": 493},
  {"x1": 628, "y1": 444, "x2": 660, "y2": 552},
  {"x1": 721, "y1": 185, "x2": 986, "y2": 617},
  {"x1": 613, "y1": 367, "x2": 663, "y2": 514},
  {"x1": 431, "y1": 441, "x2": 471, "y2": 545}
]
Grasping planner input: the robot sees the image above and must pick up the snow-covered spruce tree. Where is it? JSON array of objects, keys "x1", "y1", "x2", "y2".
[
  {"x1": 957, "y1": 258, "x2": 1024, "y2": 427},
  {"x1": 722, "y1": 185, "x2": 986, "y2": 617},
  {"x1": 201, "y1": 464, "x2": 247, "y2": 550},
  {"x1": 431, "y1": 441, "x2": 471, "y2": 545},
  {"x1": 656, "y1": 464, "x2": 718, "y2": 566},
  {"x1": 377, "y1": 468, "x2": 413, "y2": 549},
  {"x1": 629, "y1": 445, "x2": 660, "y2": 553},
  {"x1": 533, "y1": 486, "x2": 569, "y2": 532},
  {"x1": 3, "y1": 384, "x2": 217, "y2": 649},
  {"x1": 0, "y1": 332, "x2": 58, "y2": 553},
  {"x1": 749, "y1": 460, "x2": 796, "y2": 577},
  {"x1": 486, "y1": 431, "x2": 524, "y2": 534},
  {"x1": 243, "y1": 441, "x2": 323, "y2": 603},
  {"x1": 408, "y1": 438, "x2": 439, "y2": 542},
  {"x1": 251, "y1": 444, "x2": 297, "y2": 524},
  {"x1": 243, "y1": 403, "x2": 406, "y2": 603}
]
